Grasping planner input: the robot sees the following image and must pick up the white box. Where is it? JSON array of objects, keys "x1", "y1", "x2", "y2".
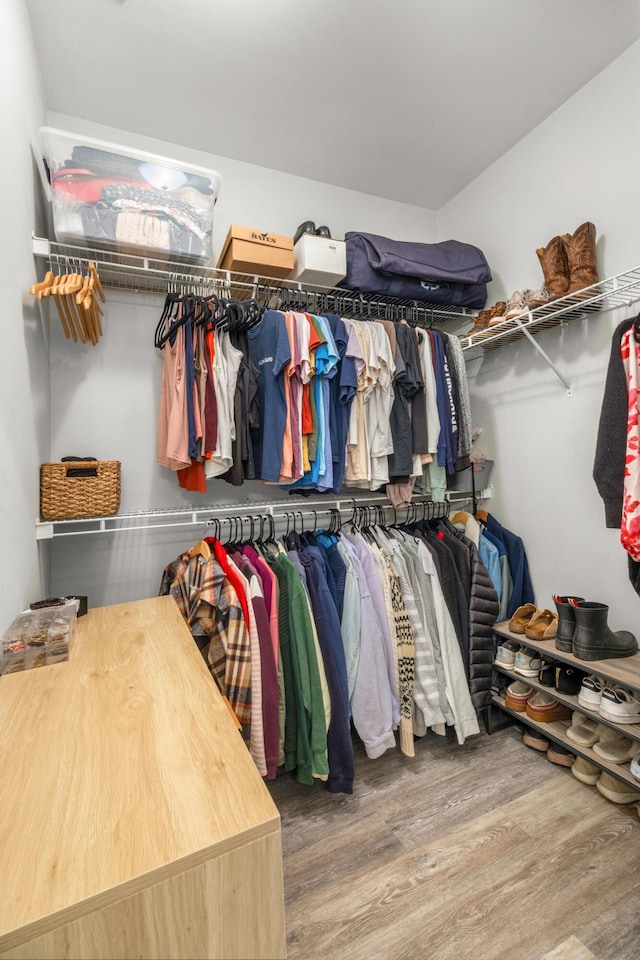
[
  {"x1": 291, "y1": 234, "x2": 347, "y2": 287},
  {"x1": 40, "y1": 127, "x2": 222, "y2": 264}
]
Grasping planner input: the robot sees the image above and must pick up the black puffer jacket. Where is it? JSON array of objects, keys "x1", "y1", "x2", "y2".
[
  {"x1": 466, "y1": 538, "x2": 500, "y2": 710},
  {"x1": 442, "y1": 522, "x2": 499, "y2": 711}
]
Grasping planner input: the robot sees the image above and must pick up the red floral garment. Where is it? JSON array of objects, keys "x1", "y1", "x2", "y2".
[{"x1": 620, "y1": 328, "x2": 640, "y2": 560}]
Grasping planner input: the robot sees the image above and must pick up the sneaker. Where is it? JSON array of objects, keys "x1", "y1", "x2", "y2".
[
  {"x1": 565, "y1": 713, "x2": 603, "y2": 746},
  {"x1": 525, "y1": 692, "x2": 573, "y2": 723},
  {"x1": 596, "y1": 771, "x2": 640, "y2": 804},
  {"x1": 514, "y1": 647, "x2": 543, "y2": 678},
  {"x1": 504, "y1": 680, "x2": 534, "y2": 712},
  {"x1": 571, "y1": 756, "x2": 601, "y2": 785},
  {"x1": 494, "y1": 640, "x2": 519, "y2": 670},
  {"x1": 509, "y1": 603, "x2": 538, "y2": 634},
  {"x1": 577, "y1": 674, "x2": 604, "y2": 711},
  {"x1": 502, "y1": 289, "x2": 531, "y2": 322},
  {"x1": 538, "y1": 658, "x2": 557, "y2": 686},
  {"x1": 592, "y1": 729, "x2": 638, "y2": 764},
  {"x1": 599, "y1": 686, "x2": 640, "y2": 724},
  {"x1": 555, "y1": 664, "x2": 587, "y2": 696},
  {"x1": 522, "y1": 729, "x2": 550, "y2": 752},
  {"x1": 630, "y1": 749, "x2": 640, "y2": 782},
  {"x1": 547, "y1": 743, "x2": 575, "y2": 767}
]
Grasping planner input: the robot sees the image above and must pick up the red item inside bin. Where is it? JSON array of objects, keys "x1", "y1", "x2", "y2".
[{"x1": 52, "y1": 169, "x2": 151, "y2": 204}]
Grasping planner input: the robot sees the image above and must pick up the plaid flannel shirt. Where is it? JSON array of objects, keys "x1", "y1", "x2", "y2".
[{"x1": 160, "y1": 552, "x2": 252, "y2": 724}]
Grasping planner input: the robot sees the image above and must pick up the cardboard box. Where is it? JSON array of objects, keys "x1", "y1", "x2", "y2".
[
  {"x1": 216, "y1": 225, "x2": 294, "y2": 279},
  {"x1": 291, "y1": 234, "x2": 347, "y2": 287}
]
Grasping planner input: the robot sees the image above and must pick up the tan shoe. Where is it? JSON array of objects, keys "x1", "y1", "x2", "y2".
[
  {"x1": 596, "y1": 772, "x2": 640, "y2": 804},
  {"x1": 536, "y1": 235, "x2": 571, "y2": 300},
  {"x1": 562, "y1": 221, "x2": 599, "y2": 294},
  {"x1": 502, "y1": 290, "x2": 531, "y2": 322},
  {"x1": 526, "y1": 691, "x2": 573, "y2": 722},
  {"x1": 487, "y1": 301, "x2": 508, "y2": 326},
  {"x1": 525, "y1": 285, "x2": 549, "y2": 309},
  {"x1": 462, "y1": 309, "x2": 491, "y2": 338},
  {"x1": 508, "y1": 602, "x2": 538, "y2": 634},
  {"x1": 505, "y1": 679, "x2": 534, "y2": 712},
  {"x1": 525, "y1": 609, "x2": 558, "y2": 640}
]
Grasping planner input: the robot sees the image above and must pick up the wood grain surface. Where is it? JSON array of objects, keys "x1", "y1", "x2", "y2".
[
  {"x1": 0, "y1": 597, "x2": 285, "y2": 957},
  {"x1": 541, "y1": 936, "x2": 598, "y2": 960},
  {"x1": 269, "y1": 726, "x2": 640, "y2": 960}
]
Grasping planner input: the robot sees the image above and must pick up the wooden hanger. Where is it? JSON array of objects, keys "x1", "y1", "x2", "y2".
[
  {"x1": 451, "y1": 510, "x2": 472, "y2": 526},
  {"x1": 29, "y1": 271, "x2": 54, "y2": 297},
  {"x1": 187, "y1": 539, "x2": 211, "y2": 561},
  {"x1": 89, "y1": 261, "x2": 105, "y2": 303},
  {"x1": 30, "y1": 262, "x2": 105, "y2": 345},
  {"x1": 476, "y1": 508, "x2": 489, "y2": 523}
]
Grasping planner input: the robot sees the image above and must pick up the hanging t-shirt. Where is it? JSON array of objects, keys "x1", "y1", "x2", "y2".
[{"x1": 247, "y1": 310, "x2": 292, "y2": 482}]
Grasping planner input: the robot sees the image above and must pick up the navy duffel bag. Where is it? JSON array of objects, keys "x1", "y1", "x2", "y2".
[{"x1": 343, "y1": 232, "x2": 491, "y2": 308}]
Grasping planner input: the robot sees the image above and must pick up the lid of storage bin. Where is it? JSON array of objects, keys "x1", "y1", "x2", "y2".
[
  {"x1": 217, "y1": 225, "x2": 294, "y2": 267},
  {"x1": 39, "y1": 127, "x2": 222, "y2": 199}
]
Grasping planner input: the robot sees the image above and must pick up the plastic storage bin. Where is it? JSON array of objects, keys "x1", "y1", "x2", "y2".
[
  {"x1": 446, "y1": 460, "x2": 494, "y2": 492},
  {"x1": 40, "y1": 127, "x2": 222, "y2": 263},
  {"x1": 291, "y1": 234, "x2": 347, "y2": 287}
]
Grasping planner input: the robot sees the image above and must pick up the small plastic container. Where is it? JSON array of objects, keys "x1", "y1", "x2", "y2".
[
  {"x1": 0, "y1": 601, "x2": 77, "y2": 677},
  {"x1": 1, "y1": 653, "x2": 26, "y2": 676},
  {"x1": 446, "y1": 460, "x2": 494, "y2": 492},
  {"x1": 40, "y1": 127, "x2": 222, "y2": 263}
]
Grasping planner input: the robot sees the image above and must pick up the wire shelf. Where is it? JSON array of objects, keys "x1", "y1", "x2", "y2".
[
  {"x1": 459, "y1": 266, "x2": 640, "y2": 353},
  {"x1": 32, "y1": 237, "x2": 474, "y2": 324},
  {"x1": 34, "y1": 489, "x2": 491, "y2": 540}
]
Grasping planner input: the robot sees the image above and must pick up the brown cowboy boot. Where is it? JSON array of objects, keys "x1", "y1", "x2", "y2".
[
  {"x1": 536, "y1": 235, "x2": 570, "y2": 300},
  {"x1": 562, "y1": 221, "x2": 598, "y2": 294}
]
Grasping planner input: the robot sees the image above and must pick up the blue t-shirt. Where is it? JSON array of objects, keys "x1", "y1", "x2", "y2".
[{"x1": 247, "y1": 310, "x2": 291, "y2": 482}]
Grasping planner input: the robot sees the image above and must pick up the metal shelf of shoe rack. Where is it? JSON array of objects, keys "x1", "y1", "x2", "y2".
[
  {"x1": 492, "y1": 621, "x2": 640, "y2": 791},
  {"x1": 492, "y1": 694, "x2": 640, "y2": 791},
  {"x1": 493, "y1": 622, "x2": 640, "y2": 695},
  {"x1": 459, "y1": 265, "x2": 640, "y2": 395}
]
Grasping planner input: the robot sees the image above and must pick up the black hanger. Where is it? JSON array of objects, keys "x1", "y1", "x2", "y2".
[{"x1": 154, "y1": 290, "x2": 180, "y2": 348}]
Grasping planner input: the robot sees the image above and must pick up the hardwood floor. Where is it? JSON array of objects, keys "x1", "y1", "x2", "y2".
[{"x1": 267, "y1": 721, "x2": 640, "y2": 960}]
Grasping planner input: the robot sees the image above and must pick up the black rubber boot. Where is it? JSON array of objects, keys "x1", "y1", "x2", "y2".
[
  {"x1": 572, "y1": 601, "x2": 637, "y2": 661},
  {"x1": 553, "y1": 595, "x2": 584, "y2": 652}
]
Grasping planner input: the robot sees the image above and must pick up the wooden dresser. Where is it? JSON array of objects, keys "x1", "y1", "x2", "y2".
[{"x1": 0, "y1": 596, "x2": 286, "y2": 959}]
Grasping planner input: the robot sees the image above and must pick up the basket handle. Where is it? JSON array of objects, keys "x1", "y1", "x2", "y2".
[{"x1": 62, "y1": 459, "x2": 99, "y2": 479}]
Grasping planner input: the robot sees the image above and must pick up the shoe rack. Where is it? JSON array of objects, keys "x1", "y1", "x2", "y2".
[
  {"x1": 491, "y1": 621, "x2": 640, "y2": 791},
  {"x1": 459, "y1": 264, "x2": 640, "y2": 394}
]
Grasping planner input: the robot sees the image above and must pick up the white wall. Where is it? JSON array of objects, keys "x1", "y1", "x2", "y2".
[
  {"x1": 0, "y1": 0, "x2": 48, "y2": 631},
  {"x1": 44, "y1": 115, "x2": 437, "y2": 607},
  {"x1": 438, "y1": 39, "x2": 640, "y2": 626}
]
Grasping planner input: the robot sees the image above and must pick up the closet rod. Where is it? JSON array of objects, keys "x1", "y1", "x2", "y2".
[
  {"x1": 35, "y1": 490, "x2": 492, "y2": 540},
  {"x1": 32, "y1": 236, "x2": 473, "y2": 324}
]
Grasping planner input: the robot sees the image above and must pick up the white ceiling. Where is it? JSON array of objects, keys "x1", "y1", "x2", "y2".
[{"x1": 25, "y1": 0, "x2": 640, "y2": 209}]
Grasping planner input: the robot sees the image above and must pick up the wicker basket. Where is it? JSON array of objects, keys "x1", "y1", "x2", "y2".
[{"x1": 40, "y1": 460, "x2": 121, "y2": 521}]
